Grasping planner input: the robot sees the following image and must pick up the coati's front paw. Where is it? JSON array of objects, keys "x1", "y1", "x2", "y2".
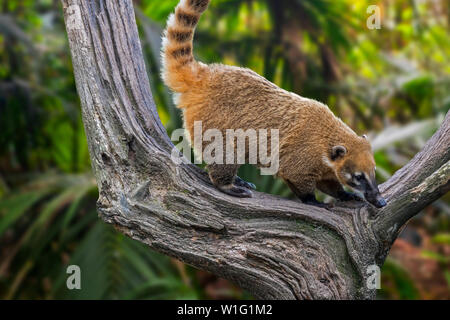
[
  {"x1": 300, "y1": 194, "x2": 331, "y2": 209},
  {"x1": 218, "y1": 185, "x2": 253, "y2": 198},
  {"x1": 304, "y1": 200, "x2": 332, "y2": 209},
  {"x1": 234, "y1": 176, "x2": 256, "y2": 190},
  {"x1": 337, "y1": 191, "x2": 364, "y2": 202}
]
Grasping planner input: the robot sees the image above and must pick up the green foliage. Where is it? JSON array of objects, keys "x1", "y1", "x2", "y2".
[
  {"x1": 432, "y1": 233, "x2": 450, "y2": 245},
  {"x1": 52, "y1": 222, "x2": 198, "y2": 299},
  {"x1": 380, "y1": 259, "x2": 420, "y2": 300}
]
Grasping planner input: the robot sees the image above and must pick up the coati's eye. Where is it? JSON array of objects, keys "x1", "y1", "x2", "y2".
[{"x1": 355, "y1": 173, "x2": 364, "y2": 181}]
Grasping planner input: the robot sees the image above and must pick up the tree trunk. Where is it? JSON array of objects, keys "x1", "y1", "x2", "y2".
[{"x1": 61, "y1": 0, "x2": 450, "y2": 300}]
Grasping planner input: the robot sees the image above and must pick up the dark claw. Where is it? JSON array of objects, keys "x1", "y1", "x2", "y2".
[
  {"x1": 234, "y1": 176, "x2": 256, "y2": 190},
  {"x1": 219, "y1": 185, "x2": 253, "y2": 198}
]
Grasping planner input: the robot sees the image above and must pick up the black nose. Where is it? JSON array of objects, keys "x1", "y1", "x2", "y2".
[
  {"x1": 365, "y1": 192, "x2": 387, "y2": 208},
  {"x1": 374, "y1": 197, "x2": 387, "y2": 208}
]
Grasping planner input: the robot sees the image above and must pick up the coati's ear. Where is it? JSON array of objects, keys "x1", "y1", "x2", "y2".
[{"x1": 331, "y1": 145, "x2": 347, "y2": 160}]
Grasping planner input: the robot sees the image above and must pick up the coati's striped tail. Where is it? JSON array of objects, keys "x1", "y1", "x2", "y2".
[{"x1": 161, "y1": 0, "x2": 210, "y2": 92}]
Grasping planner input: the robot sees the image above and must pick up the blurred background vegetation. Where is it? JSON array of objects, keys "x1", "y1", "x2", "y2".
[{"x1": 0, "y1": 0, "x2": 449, "y2": 299}]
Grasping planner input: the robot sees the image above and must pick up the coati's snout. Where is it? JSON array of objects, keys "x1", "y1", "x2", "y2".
[
  {"x1": 364, "y1": 187, "x2": 387, "y2": 208},
  {"x1": 351, "y1": 172, "x2": 386, "y2": 208},
  {"x1": 332, "y1": 143, "x2": 387, "y2": 208}
]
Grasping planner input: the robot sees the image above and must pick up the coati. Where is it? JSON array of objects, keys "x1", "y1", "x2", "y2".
[{"x1": 161, "y1": 0, "x2": 387, "y2": 208}]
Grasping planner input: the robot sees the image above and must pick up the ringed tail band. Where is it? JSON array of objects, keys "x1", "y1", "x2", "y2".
[{"x1": 161, "y1": 0, "x2": 211, "y2": 92}]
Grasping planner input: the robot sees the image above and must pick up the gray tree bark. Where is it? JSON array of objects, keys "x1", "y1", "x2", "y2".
[{"x1": 61, "y1": 0, "x2": 450, "y2": 299}]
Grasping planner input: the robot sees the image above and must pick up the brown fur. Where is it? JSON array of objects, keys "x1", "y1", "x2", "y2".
[{"x1": 162, "y1": 0, "x2": 378, "y2": 203}]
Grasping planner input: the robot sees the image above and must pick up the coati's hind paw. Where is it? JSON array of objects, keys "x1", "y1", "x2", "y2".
[
  {"x1": 218, "y1": 185, "x2": 253, "y2": 198},
  {"x1": 234, "y1": 176, "x2": 256, "y2": 190}
]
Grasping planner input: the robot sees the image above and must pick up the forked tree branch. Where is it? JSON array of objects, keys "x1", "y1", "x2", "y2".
[
  {"x1": 61, "y1": 0, "x2": 450, "y2": 299},
  {"x1": 375, "y1": 113, "x2": 450, "y2": 242}
]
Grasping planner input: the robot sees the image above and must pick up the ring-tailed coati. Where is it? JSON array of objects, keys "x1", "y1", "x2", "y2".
[{"x1": 161, "y1": 0, "x2": 387, "y2": 208}]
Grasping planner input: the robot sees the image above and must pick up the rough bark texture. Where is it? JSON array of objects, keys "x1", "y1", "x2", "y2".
[{"x1": 61, "y1": 0, "x2": 450, "y2": 300}]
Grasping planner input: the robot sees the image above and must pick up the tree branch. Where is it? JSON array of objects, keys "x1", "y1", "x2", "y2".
[
  {"x1": 374, "y1": 112, "x2": 450, "y2": 244},
  {"x1": 61, "y1": 0, "x2": 449, "y2": 300}
]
